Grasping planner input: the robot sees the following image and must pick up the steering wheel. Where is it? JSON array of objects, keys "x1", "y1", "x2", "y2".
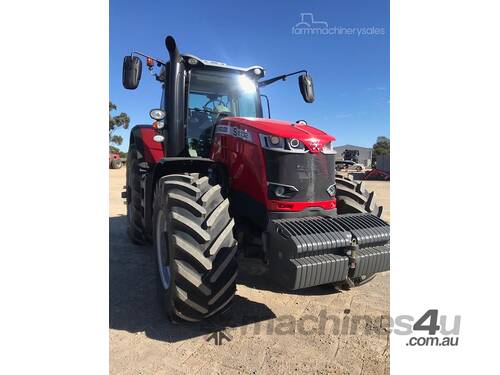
[
  {"x1": 203, "y1": 96, "x2": 229, "y2": 113},
  {"x1": 214, "y1": 111, "x2": 234, "y2": 123}
]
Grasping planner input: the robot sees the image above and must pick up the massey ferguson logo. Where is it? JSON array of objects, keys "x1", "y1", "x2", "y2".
[{"x1": 308, "y1": 139, "x2": 321, "y2": 152}]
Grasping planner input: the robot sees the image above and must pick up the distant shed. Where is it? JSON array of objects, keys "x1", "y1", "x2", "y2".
[{"x1": 334, "y1": 144, "x2": 373, "y2": 167}]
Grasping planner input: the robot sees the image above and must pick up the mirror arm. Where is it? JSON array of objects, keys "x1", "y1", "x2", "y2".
[
  {"x1": 258, "y1": 70, "x2": 307, "y2": 87},
  {"x1": 131, "y1": 51, "x2": 166, "y2": 67},
  {"x1": 260, "y1": 94, "x2": 271, "y2": 118}
]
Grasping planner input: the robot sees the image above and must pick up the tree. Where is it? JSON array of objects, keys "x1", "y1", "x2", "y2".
[
  {"x1": 110, "y1": 134, "x2": 123, "y2": 145},
  {"x1": 373, "y1": 136, "x2": 390, "y2": 156},
  {"x1": 109, "y1": 101, "x2": 130, "y2": 147},
  {"x1": 372, "y1": 136, "x2": 390, "y2": 168}
]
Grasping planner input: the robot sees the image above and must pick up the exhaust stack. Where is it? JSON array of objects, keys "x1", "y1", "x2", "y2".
[{"x1": 165, "y1": 36, "x2": 186, "y2": 157}]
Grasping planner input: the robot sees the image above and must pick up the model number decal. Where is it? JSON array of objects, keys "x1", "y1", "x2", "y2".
[
  {"x1": 232, "y1": 127, "x2": 251, "y2": 141},
  {"x1": 215, "y1": 125, "x2": 252, "y2": 142}
]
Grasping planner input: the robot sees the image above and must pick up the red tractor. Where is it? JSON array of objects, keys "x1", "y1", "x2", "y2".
[
  {"x1": 121, "y1": 36, "x2": 390, "y2": 322},
  {"x1": 109, "y1": 152, "x2": 123, "y2": 169}
]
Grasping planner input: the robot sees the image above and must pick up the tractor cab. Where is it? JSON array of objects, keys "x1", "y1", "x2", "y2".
[
  {"x1": 123, "y1": 36, "x2": 314, "y2": 158},
  {"x1": 159, "y1": 56, "x2": 265, "y2": 158}
]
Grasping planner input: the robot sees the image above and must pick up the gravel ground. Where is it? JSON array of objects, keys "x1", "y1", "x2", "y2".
[{"x1": 110, "y1": 167, "x2": 390, "y2": 374}]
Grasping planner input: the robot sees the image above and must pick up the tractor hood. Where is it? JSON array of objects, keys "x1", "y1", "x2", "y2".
[{"x1": 218, "y1": 117, "x2": 335, "y2": 152}]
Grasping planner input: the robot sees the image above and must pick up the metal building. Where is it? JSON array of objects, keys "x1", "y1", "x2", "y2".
[{"x1": 334, "y1": 144, "x2": 373, "y2": 167}]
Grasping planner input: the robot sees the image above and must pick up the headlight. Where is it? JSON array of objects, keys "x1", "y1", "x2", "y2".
[
  {"x1": 322, "y1": 141, "x2": 336, "y2": 155},
  {"x1": 149, "y1": 108, "x2": 166, "y2": 121},
  {"x1": 270, "y1": 136, "x2": 281, "y2": 145},
  {"x1": 289, "y1": 138, "x2": 300, "y2": 148},
  {"x1": 268, "y1": 182, "x2": 299, "y2": 199},
  {"x1": 259, "y1": 134, "x2": 307, "y2": 153},
  {"x1": 153, "y1": 134, "x2": 165, "y2": 143},
  {"x1": 259, "y1": 134, "x2": 285, "y2": 149}
]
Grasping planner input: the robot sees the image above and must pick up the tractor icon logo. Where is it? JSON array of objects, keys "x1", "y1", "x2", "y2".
[
  {"x1": 294, "y1": 13, "x2": 329, "y2": 29},
  {"x1": 205, "y1": 330, "x2": 232, "y2": 345},
  {"x1": 292, "y1": 13, "x2": 329, "y2": 34}
]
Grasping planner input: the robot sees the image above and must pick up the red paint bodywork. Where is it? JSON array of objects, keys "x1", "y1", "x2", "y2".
[
  {"x1": 138, "y1": 118, "x2": 337, "y2": 212},
  {"x1": 139, "y1": 127, "x2": 164, "y2": 163},
  {"x1": 219, "y1": 117, "x2": 335, "y2": 153},
  {"x1": 210, "y1": 117, "x2": 337, "y2": 212}
]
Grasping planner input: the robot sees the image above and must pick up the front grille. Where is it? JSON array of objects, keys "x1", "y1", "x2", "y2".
[{"x1": 263, "y1": 150, "x2": 335, "y2": 202}]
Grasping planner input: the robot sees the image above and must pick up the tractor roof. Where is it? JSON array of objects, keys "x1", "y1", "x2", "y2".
[
  {"x1": 183, "y1": 53, "x2": 265, "y2": 75},
  {"x1": 157, "y1": 54, "x2": 265, "y2": 82}
]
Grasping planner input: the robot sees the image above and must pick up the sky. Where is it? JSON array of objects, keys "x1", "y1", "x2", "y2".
[{"x1": 110, "y1": 0, "x2": 389, "y2": 151}]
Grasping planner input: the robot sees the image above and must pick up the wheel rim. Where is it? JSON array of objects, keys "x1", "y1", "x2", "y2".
[{"x1": 156, "y1": 210, "x2": 171, "y2": 290}]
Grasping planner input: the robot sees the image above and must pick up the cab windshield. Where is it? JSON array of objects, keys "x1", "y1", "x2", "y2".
[{"x1": 187, "y1": 69, "x2": 260, "y2": 157}]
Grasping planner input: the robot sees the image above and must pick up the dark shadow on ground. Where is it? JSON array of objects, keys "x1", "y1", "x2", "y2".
[{"x1": 110, "y1": 215, "x2": 276, "y2": 343}]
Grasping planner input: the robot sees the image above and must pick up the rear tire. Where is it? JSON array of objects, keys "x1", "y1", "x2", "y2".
[
  {"x1": 335, "y1": 174, "x2": 384, "y2": 287},
  {"x1": 153, "y1": 173, "x2": 238, "y2": 322},
  {"x1": 126, "y1": 145, "x2": 146, "y2": 244},
  {"x1": 111, "y1": 159, "x2": 123, "y2": 169}
]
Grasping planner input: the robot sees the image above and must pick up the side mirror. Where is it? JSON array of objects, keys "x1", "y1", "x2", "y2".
[
  {"x1": 298, "y1": 74, "x2": 315, "y2": 103},
  {"x1": 122, "y1": 56, "x2": 142, "y2": 90}
]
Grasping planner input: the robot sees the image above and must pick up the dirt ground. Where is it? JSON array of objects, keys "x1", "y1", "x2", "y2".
[{"x1": 110, "y1": 167, "x2": 390, "y2": 375}]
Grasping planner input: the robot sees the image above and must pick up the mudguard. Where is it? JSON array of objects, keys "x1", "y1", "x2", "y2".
[{"x1": 129, "y1": 125, "x2": 164, "y2": 164}]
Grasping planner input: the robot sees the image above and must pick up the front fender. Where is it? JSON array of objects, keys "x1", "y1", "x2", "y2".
[
  {"x1": 152, "y1": 157, "x2": 217, "y2": 186},
  {"x1": 129, "y1": 125, "x2": 164, "y2": 164}
]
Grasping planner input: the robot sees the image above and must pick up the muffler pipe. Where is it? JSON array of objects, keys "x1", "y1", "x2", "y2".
[{"x1": 164, "y1": 36, "x2": 186, "y2": 157}]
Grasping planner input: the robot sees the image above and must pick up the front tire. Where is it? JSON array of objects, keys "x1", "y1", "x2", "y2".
[
  {"x1": 335, "y1": 174, "x2": 384, "y2": 287},
  {"x1": 153, "y1": 173, "x2": 238, "y2": 322}
]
